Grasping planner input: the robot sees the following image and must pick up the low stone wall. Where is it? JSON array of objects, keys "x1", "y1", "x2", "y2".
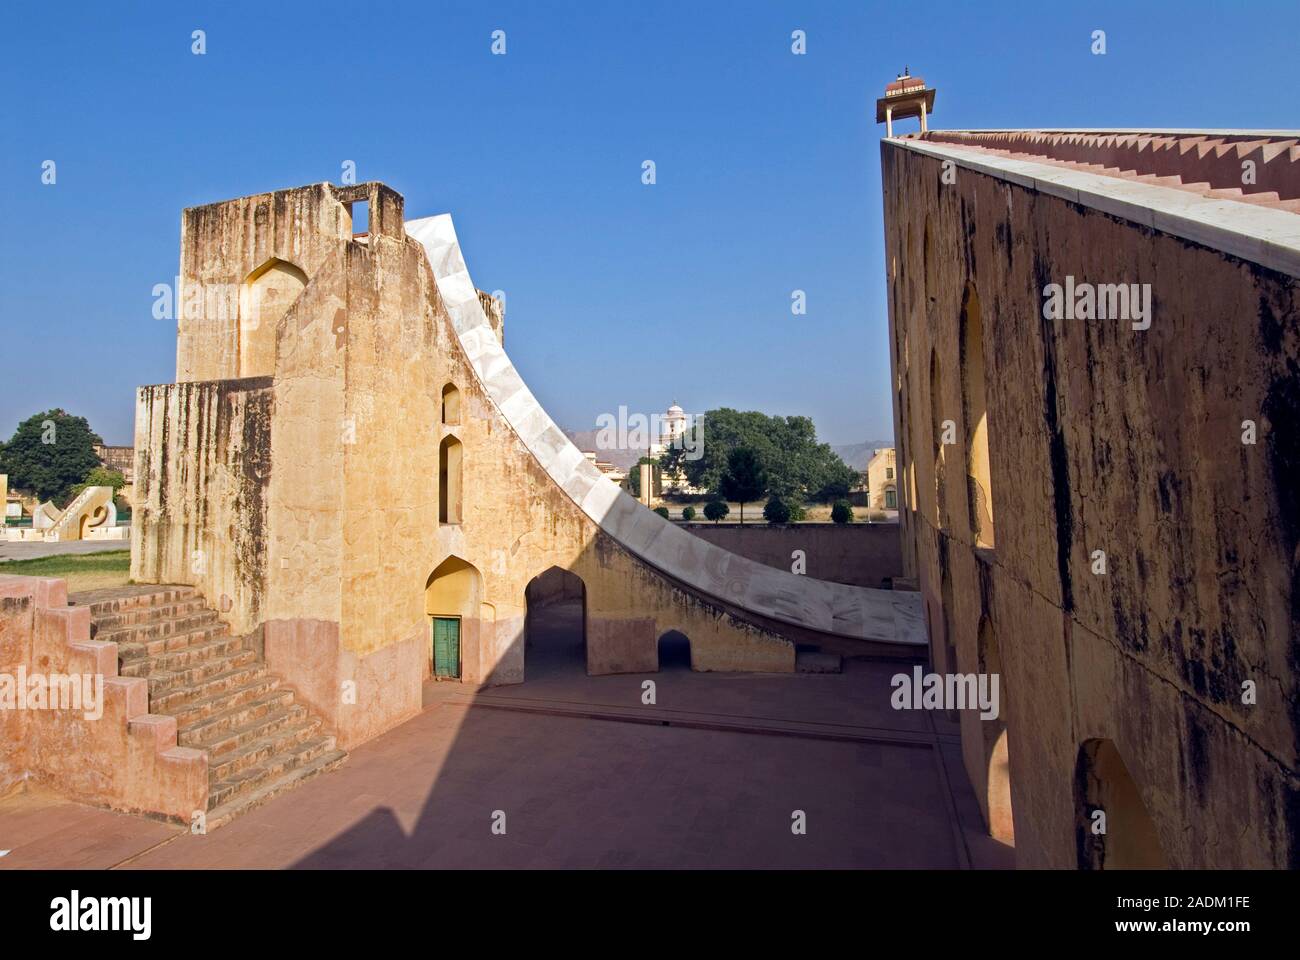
[
  {"x1": 0, "y1": 575, "x2": 207, "y2": 819},
  {"x1": 679, "y1": 522, "x2": 903, "y2": 589}
]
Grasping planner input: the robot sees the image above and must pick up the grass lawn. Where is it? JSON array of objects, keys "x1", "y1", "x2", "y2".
[{"x1": 0, "y1": 550, "x2": 131, "y2": 593}]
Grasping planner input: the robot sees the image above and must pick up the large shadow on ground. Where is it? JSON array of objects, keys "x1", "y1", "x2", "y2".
[{"x1": 290, "y1": 548, "x2": 1008, "y2": 869}]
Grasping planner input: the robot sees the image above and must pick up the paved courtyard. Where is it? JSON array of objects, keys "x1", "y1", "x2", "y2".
[{"x1": 0, "y1": 643, "x2": 1011, "y2": 869}]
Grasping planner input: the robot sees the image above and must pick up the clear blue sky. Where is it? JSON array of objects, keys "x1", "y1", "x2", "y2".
[{"x1": 3, "y1": 0, "x2": 1297, "y2": 447}]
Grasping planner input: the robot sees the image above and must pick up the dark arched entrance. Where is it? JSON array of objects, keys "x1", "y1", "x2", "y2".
[
  {"x1": 524, "y1": 567, "x2": 587, "y2": 678},
  {"x1": 657, "y1": 630, "x2": 691, "y2": 671}
]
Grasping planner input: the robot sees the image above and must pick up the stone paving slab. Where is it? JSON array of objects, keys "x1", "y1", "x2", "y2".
[{"x1": 0, "y1": 788, "x2": 180, "y2": 869}]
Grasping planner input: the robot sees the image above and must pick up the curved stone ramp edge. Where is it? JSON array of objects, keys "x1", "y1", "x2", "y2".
[{"x1": 405, "y1": 214, "x2": 924, "y2": 648}]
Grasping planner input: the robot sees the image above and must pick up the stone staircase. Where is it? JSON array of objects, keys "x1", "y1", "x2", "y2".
[
  {"x1": 921, "y1": 130, "x2": 1300, "y2": 214},
  {"x1": 79, "y1": 585, "x2": 346, "y2": 828}
]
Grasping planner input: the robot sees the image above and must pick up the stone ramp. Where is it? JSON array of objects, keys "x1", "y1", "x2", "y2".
[
  {"x1": 76, "y1": 585, "x2": 346, "y2": 828},
  {"x1": 43, "y1": 485, "x2": 116, "y2": 542},
  {"x1": 405, "y1": 214, "x2": 926, "y2": 650}
]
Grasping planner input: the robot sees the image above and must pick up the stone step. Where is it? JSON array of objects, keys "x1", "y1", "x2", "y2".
[
  {"x1": 207, "y1": 735, "x2": 341, "y2": 811},
  {"x1": 82, "y1": 586, "x2": 199, "y2": 617},
  {"x1": 796, "y1": 651, "x2": 843, "y2": 673},
  {"x1": 99, "y1": 613, "x2": 226, "y2": 650},
  {"x1": 177, "y1": 688, "x2": 298, "y2": 747},
  {"x1": 151, "y1": 661, "x2": 270, "y2": 715},
  {"x1": 208, "y1": 716, "x2": 324, "y2": 782},
  {"x1": 144, "y1": 642, "x2": 261, "y2": 697},
  {"x1": 171, "y1": 675, "x2": 284, "y2": 729},
  {"x1": 204, "y1": 748, "x2": 348, "y2": 831},
  {"x1": 188, "y1": 702, "x2": 310, "y2": 759},
  {"x1": 119, "y1": 633, "x2": 248, "y2": 678},
  {"x1": 115, "y1": 623, "x2": 235, "y2": 664},
  {"x1": 89, "y1": 598, "x2": 211, "y2": 632}
]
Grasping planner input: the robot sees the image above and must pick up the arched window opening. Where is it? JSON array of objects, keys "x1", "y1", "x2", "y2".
[
  {"x1": 442, "y1": 382, "x2": 461, "y2": 425},
  {"x1": 1076, "y1": 739, "x2": 1168, "y2": 869},
  {"x1": 961, "y1": 283, "x2": 995, "y2": 547},
  {"x1": 930, "y1": 348, "x2": 946, "y2": 528},
  {"x1": 439, "y1": 435, "x2": 463, "y2": 524}
]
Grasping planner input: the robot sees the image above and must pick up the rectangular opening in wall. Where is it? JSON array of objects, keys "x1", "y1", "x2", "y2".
[{"x1": 347, "y1": 201, "x2": 369, "y2": 241}]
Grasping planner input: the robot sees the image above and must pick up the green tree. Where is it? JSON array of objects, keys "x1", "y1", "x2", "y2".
[
  {"x1": 70, "y1": 466, "x2": 126, "y2": 500},
  {"x1": 681, "y1": 505, "x2": 696, "y2": 522},
  {"x1": 719, "y1": 447, "x2": 767, "y2": 525},
  {"x1": 831, "y1": 500, "x2": 854, "y2": 524},
  {"x1": 763, "y1": 497, "x2": 792, "y2": 524},
  {"x1": 653, "y1": 506, "x2": 670, "y2": 519},
  {"x1": 703, "y1": 499, "x2": 729, "y2": 524},
  {"x1": 625, "y1": 456, "x2": 657, "y2": 498},
  {"x1": 677, "y1": 407, "x2": 857, "y2": 504},
  {"x1": 0, "y1": 410, "x2": 103, "y2": 504}
]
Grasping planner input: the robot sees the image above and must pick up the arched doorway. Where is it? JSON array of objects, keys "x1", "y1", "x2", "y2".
[
  {"x1": 1076, "y1": 738, "x2": 1168, "y2": 869},
  {"x1": 239, "y1": 258, "x2": 307, "y2": 378},
  {"x1": 657, "y1": 630, "x2": 691, "y2": 671},
  {"x1": 978, "y1": 617, "x2": 1014, "y2": 844},
  {"x1": 524, "y1": 567, "x2": 586, "y2": 678},
  {"x1": 425, "y1": 556, "x2": 482, "y2": 680}
]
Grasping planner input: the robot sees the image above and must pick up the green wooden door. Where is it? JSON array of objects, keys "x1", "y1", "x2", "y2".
[{"x1": 432, "y1": 617, "x2": 461, "y2": 679}]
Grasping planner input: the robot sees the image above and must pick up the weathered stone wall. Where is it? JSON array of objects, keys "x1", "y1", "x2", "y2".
[
  {"x1": 681, "y1": 521, "x2": 904, "y2": 588},
  {"x1": 131, "y1": 379, "x2": 274, "y2": 634},
  {"x1": 883, "y1": 139, "x2": 1300, "y2": 868}
]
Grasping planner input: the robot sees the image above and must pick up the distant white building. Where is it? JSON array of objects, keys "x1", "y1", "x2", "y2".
[{"x1": 650, "y1": 401, "x2": 700, "y2": 495}]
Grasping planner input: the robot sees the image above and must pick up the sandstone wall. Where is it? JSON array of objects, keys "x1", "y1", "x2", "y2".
[
  {"x1": 681, "y1": 521, "x2": 904, "y2": 588},
  {"x1": 132, "y1": 378, "x2": 275, "y2": 636},
  {"x1": 882, "y1": 139, "x2": 1300, "y2": 868}
]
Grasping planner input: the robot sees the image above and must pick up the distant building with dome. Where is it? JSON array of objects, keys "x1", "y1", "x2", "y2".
[{"x1": 650, "y1": 400, "x2": 700, "y2": 495}]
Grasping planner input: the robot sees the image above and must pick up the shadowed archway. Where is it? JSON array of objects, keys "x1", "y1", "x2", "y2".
[
  {"x1": 657, "y1": 630, "x2": 691, "y2": 671},
  {"x1": 524, "y1": 567, "x2": 587, "y2": 679}
]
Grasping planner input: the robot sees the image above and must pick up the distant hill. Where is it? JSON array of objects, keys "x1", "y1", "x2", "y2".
[
  {"x1": 563, "y1": 430, "x2": 645, "y2": 470},
  {"x1": 832, "y1": 440, "x2": 894, "y2": 471}
]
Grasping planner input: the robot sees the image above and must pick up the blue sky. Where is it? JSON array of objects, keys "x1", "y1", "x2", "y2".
[{"x1": 2, "y1": 1, "x2": 1297, "y2": 447}]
